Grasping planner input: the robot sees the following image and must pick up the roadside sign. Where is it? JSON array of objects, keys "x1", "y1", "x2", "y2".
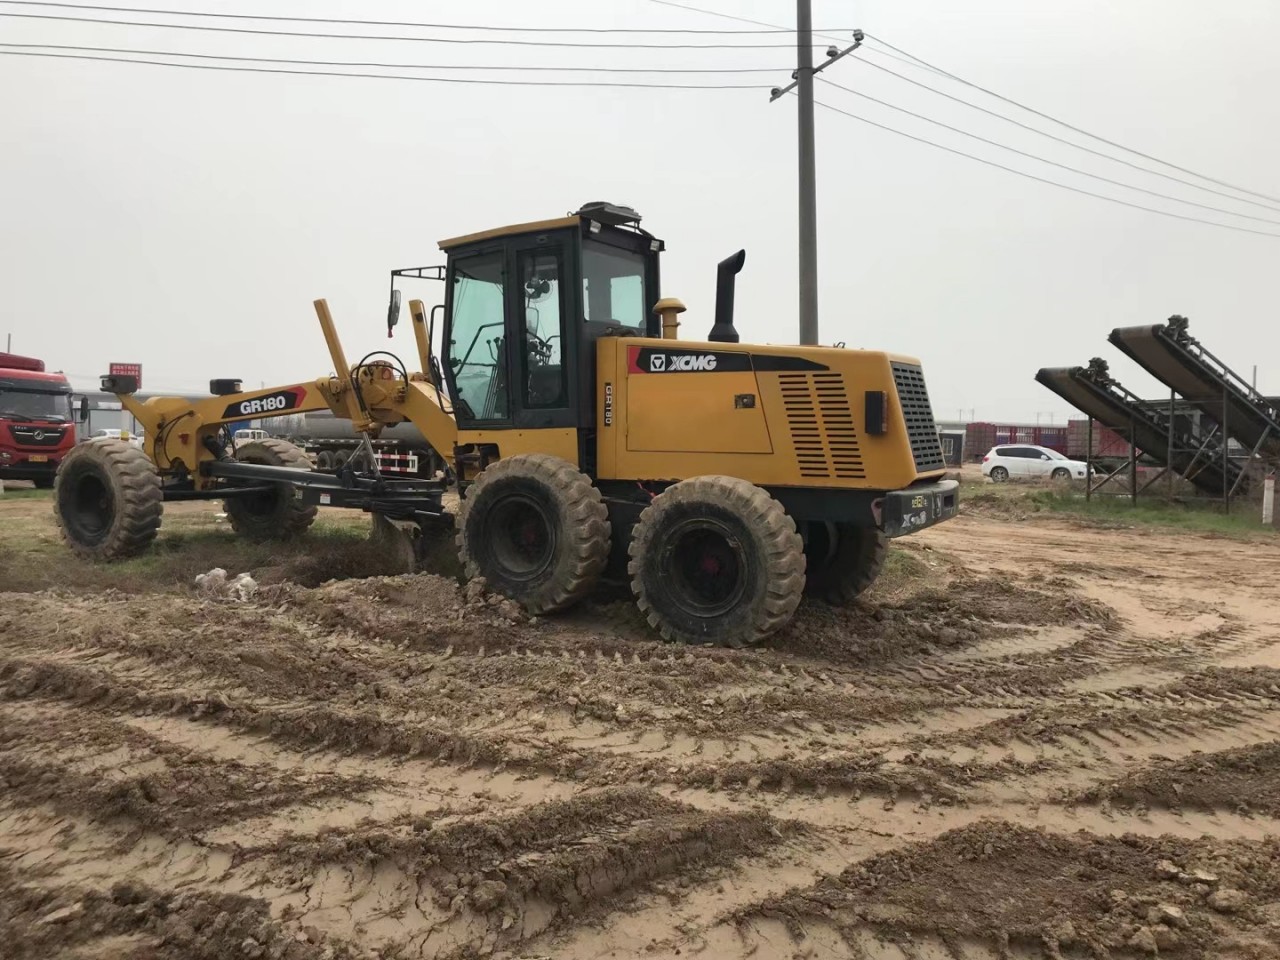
[{"x1": 109, "y1": 363, "x2": 142, "y2": 389}]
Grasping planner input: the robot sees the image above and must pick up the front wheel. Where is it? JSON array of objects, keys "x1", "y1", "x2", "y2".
[
  {"x1": 224, "y1": 438, "x2": 317, "y2": 541},
  {"x1": 54, "y1": 439, "x2": 162, "y2": 560},
  {"x1": 989, "y1": 466, "x2": 1009, "y2": 483},
  {"x1": 629, "y1": 476, "x2": 805, "y2": 646},
  {"x1": 1051, "y1": 467, "x2": 1071, "y2": 481},
  {"x1": 458, "y1": 454, "x2": 610, "y2": 615}
]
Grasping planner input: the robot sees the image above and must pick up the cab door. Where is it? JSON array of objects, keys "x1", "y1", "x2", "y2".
[{"x1": 445, "y1": 247, "x2": 511, "y2": 426}]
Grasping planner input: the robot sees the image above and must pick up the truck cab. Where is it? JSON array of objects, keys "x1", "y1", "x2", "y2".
[{"x1": 0, "y1": 352, "x2": 79, "y2": 487}]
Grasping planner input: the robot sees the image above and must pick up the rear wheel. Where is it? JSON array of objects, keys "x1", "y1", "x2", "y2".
[
  {"x1": 54, "y1": 439, "x2": 162, "y2": 560},
  {"x1": 629, "y1": 476, "x2": 805, "y2": 646},
  {"x1": 458, "y1": 454, "x2": 610, "y2": 615},
  {"x1": 989, "y1": 466, "x2": 1009, "y2": 483},
  {"x1": 803, "y1": 522, "x2": 887, "y2": 605},
  {"x1": 224, "y1": 438, "x2": 317, "y2": 541}
]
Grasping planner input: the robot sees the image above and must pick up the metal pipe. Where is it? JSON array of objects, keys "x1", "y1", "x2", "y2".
[
  {"x1": 1086, "y1": 417, "x2": 1093, "y2": 502},
  {"x1": 796, "y1": 0, "x2": 819, "y2": 345},
  {"x1": 1223, "y1": 386, "x2": 1230, "y2": 513},
  {"x1": 1129, "y1": 408, "x2": 1138, "y2": 505}
]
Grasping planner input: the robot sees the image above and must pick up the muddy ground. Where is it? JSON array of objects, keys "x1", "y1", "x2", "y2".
[{"x1": 3, "y1": 492, "x2": 1280, "y2": 958}]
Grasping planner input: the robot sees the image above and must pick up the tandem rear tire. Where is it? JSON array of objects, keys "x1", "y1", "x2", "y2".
[
  {"x1": 54, "y1": 439, "x2": 163, "y2": 561},
  {"x1": 224, "y1": 438, "x2": 318, "y2": 541},
  {"x1": 629, "y1": 476, "x2": 805, "y2": 647},
  {"x1": 458, "y1": 454, "x2": 610, "y2": 615},
  {"x1": 803, "y1": 522, "x2": 887, "y2": 606}
]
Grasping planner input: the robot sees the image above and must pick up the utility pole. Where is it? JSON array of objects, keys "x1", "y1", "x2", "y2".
[
  {"x1": 796, "y1": 0, "x2": 818, "y2": 346},
  {"x1": 770, "y1": 22, "x2": 863, "y2": 346}
]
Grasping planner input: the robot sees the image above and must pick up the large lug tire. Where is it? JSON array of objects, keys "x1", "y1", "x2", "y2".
[
  {"x1": 458, "y1": 454, "x2": 610, "y2": 615},
  {"x1": 224, "y1": 438, "x2": 318, "y2": 541},
  {"x1": 54, "y1": 439, "x2": 163, "y2": 561},
  {"x1": 629, "y1": 476, "x2": 805, "y2": 647},
  {"x1": 803, "y1": 522, "x2": 888, "y2": 606}
]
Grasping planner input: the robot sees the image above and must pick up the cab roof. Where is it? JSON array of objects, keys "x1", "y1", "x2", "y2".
[{"x1": 437, "y1": 202, "x2": 650, "y2": 252}]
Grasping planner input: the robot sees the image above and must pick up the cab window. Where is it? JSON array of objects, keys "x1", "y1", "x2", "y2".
[
  {"x1": 518, "y1": 250, "x2": 567, "y2": 409},
  {"x1": 449, "y1": 251, "x2": 508, "y2": 421},
  {"x1": 582, "y1": 242, "x2": 646, "y2": 330}
]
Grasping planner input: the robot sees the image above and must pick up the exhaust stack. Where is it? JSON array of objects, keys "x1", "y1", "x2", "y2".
[{"x1": 709, "y1": 250, "x2": 746, "y2": 344}]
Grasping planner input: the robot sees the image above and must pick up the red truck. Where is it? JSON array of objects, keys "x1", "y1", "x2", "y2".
[{"x1": 0, "y1": 352, "x2": 79, "y2": 487}]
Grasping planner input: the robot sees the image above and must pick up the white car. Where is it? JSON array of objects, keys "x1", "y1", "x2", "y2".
[
  {"x1": 90, "y1": 428, "x2": 144, "y2": 447},
  {"x1": 982, "y1": 444, "x2": 1088, "y2": 482}
]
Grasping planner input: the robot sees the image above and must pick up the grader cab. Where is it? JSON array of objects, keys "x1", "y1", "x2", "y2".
[{"x1": 55, "y1": 202, "x2": 958, "y2": 645}]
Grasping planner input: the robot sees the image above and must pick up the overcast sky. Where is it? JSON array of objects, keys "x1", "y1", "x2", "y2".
[{"x1": 2, "y1": 0, "x2": 1277, "y2": 423}]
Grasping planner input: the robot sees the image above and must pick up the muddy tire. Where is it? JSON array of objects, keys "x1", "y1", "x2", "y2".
[
  {"x1": 629, "y1": 476, "x2": 805, "y2": 646},
  {"x1": 224, "y1": 438, "x2": 317, "y2": 541},
  {"x1": 315, "y1": 450, "x2": 335, "y2": 472},
  {"x1": 989, "y1": 466, "x2": 1009, "y2": 483},
  {"x1": 458, "y1": 454, "x2": 610, "y2": 615},
  {"x1": 803, "y1": 522, "x2": 887, "y2": 605},
  {"x1": 54, "y1": 439, "x2": 162, "y2": 560}
]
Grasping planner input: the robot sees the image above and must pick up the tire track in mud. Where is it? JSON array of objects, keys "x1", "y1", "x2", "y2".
[
  {"x1": 733, "y1": 821, "x2": 1280, "y2": 960},
  {"x1": 6, "y1": 508, "x2": 1280, "y2": 960}
]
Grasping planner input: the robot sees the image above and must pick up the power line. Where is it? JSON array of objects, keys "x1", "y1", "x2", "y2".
[
  {"x1": 647, "y1": 0, "x2": 1280, "y2": 213},
  {"x1": 811, "y1": 96, "x2": 1280, "y2": 239},
  {"x1": 817, "y1": 77, "x2": 1280, "y2": 227},
  {"x1": 0, "y1": 42, "x2": 787, "y2": 73},
  {"x1": 0, "y1": 0, "x2": 852, "y2": 34},
  {"x1": 851, "y1": 51, "x2": 1280, "y2": 216},
  {"x1": 864, "y1": 33, "x2": 1280, "y2": 206},
  {"x1": 0, "y1": 11, "x2": 822, "y2": 48},
  {"x1": 0, "y1": 48, "x2": 764, "y2": 87}
]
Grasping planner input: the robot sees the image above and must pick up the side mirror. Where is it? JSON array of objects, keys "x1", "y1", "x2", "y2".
[
  {"x1": 77, "y1": 396, "x2": 89, "y2": 423},
  {"x1": 387, "y1": 289, "x2": 402, "y2": 338}
]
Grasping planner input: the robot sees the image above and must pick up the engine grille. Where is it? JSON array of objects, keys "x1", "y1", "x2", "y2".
[
  {"x1": 890, "y1": 362, "x2": 946, "y2": 473},
  {"x1": 7, "y1": 424, "x2": 67, "y2": 447},
  {"x1": 778, "y1": 372, "x2": 866, "y2": 479}
]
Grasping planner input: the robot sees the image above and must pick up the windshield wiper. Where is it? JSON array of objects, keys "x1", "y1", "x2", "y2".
[{"x1": 0, "y1": 410, "x2": 36, "y2": 422}]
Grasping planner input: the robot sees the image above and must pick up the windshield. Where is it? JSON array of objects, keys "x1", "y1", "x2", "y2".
[
  {"x1": 0, "y1": 388, "x2": 72, "y2": 422},
  {"x1": 1046, "y1": 448, "x2": 1067, "y2": 460}
]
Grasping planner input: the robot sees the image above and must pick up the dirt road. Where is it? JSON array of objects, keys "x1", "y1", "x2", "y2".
[{"x1": 4, "y1": 496, "x2": 1280, "y2": 959}]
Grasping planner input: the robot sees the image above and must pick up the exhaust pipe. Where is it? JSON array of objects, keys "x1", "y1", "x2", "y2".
[{"x1": 708, "y1": 249, "x2": 746, "y2": 344}]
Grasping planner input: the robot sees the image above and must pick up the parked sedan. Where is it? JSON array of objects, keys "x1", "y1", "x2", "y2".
[{"x1": 982, "y1": 444, "x2": 1088, "y2": 482}]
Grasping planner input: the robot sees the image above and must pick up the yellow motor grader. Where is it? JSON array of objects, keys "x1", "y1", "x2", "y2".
[{"x1": 55, "y1": 202, "x2": 958, "y2": 645}]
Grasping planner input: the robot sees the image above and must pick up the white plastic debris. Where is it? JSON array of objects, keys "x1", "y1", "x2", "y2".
[
  {"x1": 194, "y1": 567, "x2": 257, "y2": 602},
  {"x1": 194, "y1": 568, "x2": 228, "y2": 592},
  {"x1": 230, "y1": 572, "x2": 258, "y2": 602}
]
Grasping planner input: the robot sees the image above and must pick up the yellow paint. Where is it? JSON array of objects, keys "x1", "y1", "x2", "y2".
[
  {"x1": 654, "y1": 297, "x2": 686, "y2": 340},
  {"x1": 627, "y1": 370, "x2": 771, "y2": 454},
  {"x1": 438, "y1": 216, "x2": 579, "y2": 251},
  {"x1": 458, "y1": 427, "x2": 578, "y2": 465},
  {"x1": 596, "y1": 337, "x2": 938, "y2": 489}
]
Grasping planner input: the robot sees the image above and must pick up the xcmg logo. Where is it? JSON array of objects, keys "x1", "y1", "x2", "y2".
[{"x1": 650, "y1": 353, "x2": 718, "y2": 373}]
